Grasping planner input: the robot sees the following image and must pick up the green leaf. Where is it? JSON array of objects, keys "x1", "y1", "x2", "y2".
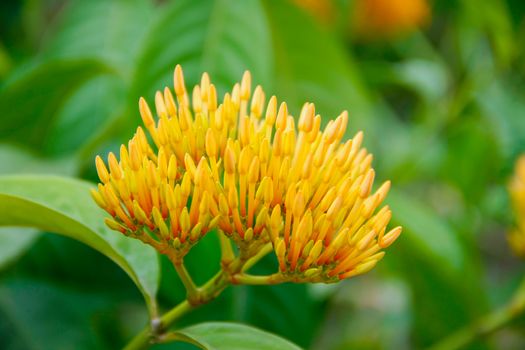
[
  {"x1": 0, "y1": 228, "x2": 40, "y2": 270},
  {"x1": 262, "y1": 0, "x2": 371, "y2": 128},
  {"x1": 0, "y1": 144, "x2": 77, "y2": 176},
  {"x1": 173, "y1": 322, "x2": 302, "y2": 350},
  {"x1": 387, "y1": 189, "x2": 488, "y2": 345},
  {"x1": 0, "y1": 59, "x2": 113, "y2": 151},
  {"x1": 44, "y1": 75, "x2": 127, "y2": 156},
  {"x1": 0, "y1": 175, "x2": 159, "y2": 316},
  {"x1": 476, "y1": 78, "x2": 525, "y2": 160},
  {"x1": 131, "y1": 0, "x2": 272, "y2": 107},
  {"x1": 44, "y1": 0, "x2": 155, "y2": 74},
  {"x1": 388, "y1": 189, "x2": 464, "y2": 271}
]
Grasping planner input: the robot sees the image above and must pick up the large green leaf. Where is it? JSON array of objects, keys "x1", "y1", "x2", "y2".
[
  {"x1": 172, "y1": 322, "x2": 302, "y2": 350},
  {"x1": 262, "y1": 1, "x2": 379, "y2": 126},
  {"x1": 388, "y1": 189, "x2": 488, "y2": 345},
  {"x1": 263, "y1": 0, "x2": 369, "y2": 118},
  {"x1": 44, "y1": 0, "x2": 154, "y2": 74},
  {"x1": 0, "y1": 175, "x2": 159, "y2": 315},
  {"x1": 0, "y1": 144, "x2": 79, "y2": 269},
  {"x1": 44, "y1": 75, "x2": 127, "y2": 157},
  {"x1": 0, "y1": 59, "x2": 113, "y2": 150},
  {"x1": 131, "y1": 0, "x2": 272, "y2": 109},
  {"x1": 0, "y1": 144, "x2": 76, "y2": 176}
]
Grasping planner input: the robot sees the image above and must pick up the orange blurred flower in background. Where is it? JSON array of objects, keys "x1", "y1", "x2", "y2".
[
  {"x1": 509, "y1": 155, "x2": 525, "y2": 257},
  {"x1": 292, "y1": 0, "x2": 430, "y2": 39},
  {"x1": 353, "y1": 0, "x2": 430, "y2": 38}
]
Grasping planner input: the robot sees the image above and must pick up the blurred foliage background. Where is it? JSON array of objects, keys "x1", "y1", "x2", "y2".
[{"x1": 1, "y1": 0, "x2": 525, "y2": 349}]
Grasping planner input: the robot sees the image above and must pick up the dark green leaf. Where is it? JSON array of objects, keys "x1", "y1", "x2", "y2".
[
  {"x1": 263, "y1": 0, "x2": 371, "y2": 128},
  {"x1": 44, "y1": 75, "x2": 126, "y2": 156},
  {"x1": 172, "y1": 322, "x2": 302, "y2": 350},
  {"x1": 0, "y1": 175, "x2": 159, "y2": 315},
  {"x1": 131, "y1": 0, "x2": 272, "y2": 111},
  {"x1": 0, "y1": 59, "x2": 113, "y2": 151},
  {"x1": 45, "y1": 0, "x2": 155, "y2": 74}
]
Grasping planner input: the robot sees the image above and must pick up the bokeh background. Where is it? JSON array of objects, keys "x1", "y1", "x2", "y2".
[{"x1": 1, "y1": 0, "x2": 525, "y2": 349}]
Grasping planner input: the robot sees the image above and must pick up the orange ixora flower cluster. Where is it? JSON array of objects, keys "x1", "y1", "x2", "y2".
[
  {"x1": 92, "y1": 65, "x2": 402, "y2": 282},
  {"x1": 509, "y1": 155, "x2": 525, "y2": 257}
]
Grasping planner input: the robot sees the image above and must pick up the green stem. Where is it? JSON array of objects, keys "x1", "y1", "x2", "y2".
[
  {"x1": 429, "y1": 278, "x2": 525, "y2": 350},
  {"x1": 172, "y1": 260, "x2": 199, "y2": 303},
  {"x1": 241, "y1": 243, "x2": 273, "y2": 272},
  {"x1": 232, "y1": 272, "x2": 284, "y2": 285},
  {"x1": 161, "y1": 300, "x2": 194, "y2": 326},
  {"x1": 123, "y1": 300, "x2": 192, "y2": 350},
  {"x1": 123, "y1": 243, "x2": 273, "y2": 350}
]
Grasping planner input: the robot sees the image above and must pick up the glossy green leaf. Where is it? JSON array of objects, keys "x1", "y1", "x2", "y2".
[
  {"x1": 173, "y1": 322, "x2": 302, "y2": 350},
  {"x1": 45, "y1": 0, "x2": 154, "y2": 73},
  {"x1": 131, "y1": 0, "x2": 272, "y2": 106},
  {"x1": 0, "y1": 228, "x2": 40, "y2": 270},
  {"x1": 44, "y1": 75, "x2": 127, "y2": 157},
  {"x1": 0, "y1": 144, "x2": 77, "y2": 176},
  {"x1": 0, "y1": 59, "x2": 113, "y2": 150},
  {"x1": 0, "y1": 175, "x2": 159, "y2": 315}
]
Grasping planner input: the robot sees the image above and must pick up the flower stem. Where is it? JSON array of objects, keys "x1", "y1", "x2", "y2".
[
  {"x1": 123, "y1": 244, "x2": 275, "y2": 349},
  {"x1": 241, "y1": 243, "x2": 273, "y2": 272},
  {"x1": 171, "y1": 260, "x2": 199, "y2": 304},
  {"x1": 123, "y1": 300, "x2": 192, "y2": 350},
  {"x1": 429, "y1": 278, "x2": 525, "y2": 350},
  {"x1": 231, "y1": 272, "x2": 284, "y2": 285}
]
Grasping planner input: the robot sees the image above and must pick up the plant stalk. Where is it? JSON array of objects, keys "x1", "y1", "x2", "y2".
[
  {"x1": 123, "y1": 300, "x2": 192, "y2": 350},
  {"x1": 123, "y1": 243, "x2": 274, "y2": 349},
  {"x1": 172, "y1": 260, "x2": 199, "y2": 304},
  {"x1": 429, "y1": 278, "x2": 525, "y2": 350},
  {"x1": 231, "y1": 272, "x2": 284, "y2": 285}
]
